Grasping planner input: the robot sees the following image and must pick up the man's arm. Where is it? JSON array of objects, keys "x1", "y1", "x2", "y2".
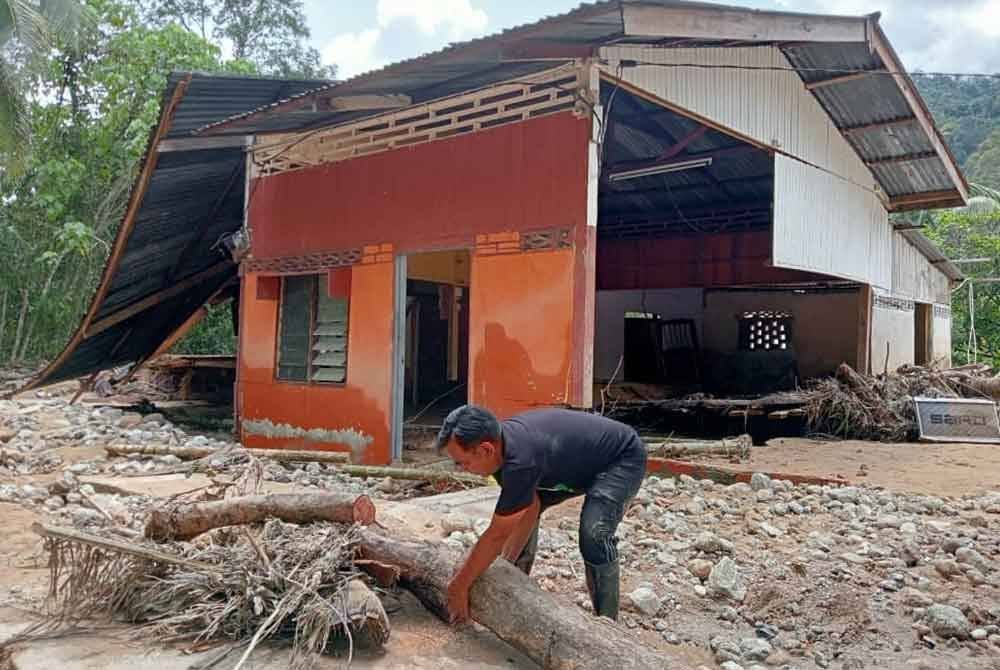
[
  {"x1": 446, "y1": 495, "x2": 540, "y2": 623},
  {"x1": 501, "y1": 492, "x2": 540, "y2": 562}
]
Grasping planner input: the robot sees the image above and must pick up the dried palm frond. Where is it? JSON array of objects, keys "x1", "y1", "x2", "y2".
[{"x1": 27, "y1": 519, "x2": 387, "y2": 670}]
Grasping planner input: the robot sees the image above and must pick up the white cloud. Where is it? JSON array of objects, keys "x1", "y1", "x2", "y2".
[
  {"x1": 321, "y1": 28, "x2": 386, "y2": 80},
  {"x1": 376, "y1": 0, "x2": 489, "y2": 39},
  {"x1": 321, "y1": 0, "x2": 489, "y2": 79}
]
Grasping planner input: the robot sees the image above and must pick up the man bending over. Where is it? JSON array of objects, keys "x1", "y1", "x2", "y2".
[{"x1": 436, "y1": 404, "x2": 647, "y2": 623}]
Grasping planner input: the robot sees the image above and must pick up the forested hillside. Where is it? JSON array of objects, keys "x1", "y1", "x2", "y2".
[{"x1": 916, "y1": 75, "x2": 1000, "y2": 366}]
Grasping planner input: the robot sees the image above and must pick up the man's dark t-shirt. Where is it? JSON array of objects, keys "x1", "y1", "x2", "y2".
[{"x1": 492, "y1": 409, "x2": 639, "y2": 515}]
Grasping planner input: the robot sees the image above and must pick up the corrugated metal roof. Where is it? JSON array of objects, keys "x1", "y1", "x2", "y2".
[{"x1": 18, "y1": 72, "x2": 326, "y2": 391}]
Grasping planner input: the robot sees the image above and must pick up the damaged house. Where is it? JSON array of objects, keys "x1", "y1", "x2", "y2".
[{"x1": 22, "y1": 1, "x2": 967, "y2": 464}]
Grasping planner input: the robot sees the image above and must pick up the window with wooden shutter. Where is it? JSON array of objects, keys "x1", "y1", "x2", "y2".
[{"x1": 276, "y1": 272, "x2": 350, "y2": 384}]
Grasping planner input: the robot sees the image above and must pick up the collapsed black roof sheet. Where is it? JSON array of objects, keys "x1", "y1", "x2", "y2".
[{"x1": 19, "y1": 72, "x2": 326, "y2": 391}]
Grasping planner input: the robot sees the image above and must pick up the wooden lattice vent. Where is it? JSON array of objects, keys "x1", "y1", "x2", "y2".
[{"x1": 252, "y1": 63, "x2": 591, "y2": 177}]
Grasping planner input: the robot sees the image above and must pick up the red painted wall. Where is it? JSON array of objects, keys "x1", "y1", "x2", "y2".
[
  {"x1": 248, "y1": 113, "x2": 591, "y2": 256},
  {"x1": 596, "y1": 230, "x2": 825, "y2": 290}
]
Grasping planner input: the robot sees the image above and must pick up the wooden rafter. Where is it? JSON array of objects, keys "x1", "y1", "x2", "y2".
[
  {"x1": 84, "y1": 261, "x2": 232, "y2": 338},
  {"x1": 865, "y1": 151, "x2": 937, "y2": 166},
  {"x1": 804, "y1": 69, "x2": 885, "y2": 90},
  {"x1": 841, "y1": 116, "x2": 917, "y2": 134}
]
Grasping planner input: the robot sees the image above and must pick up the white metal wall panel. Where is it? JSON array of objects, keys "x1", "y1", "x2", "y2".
[
  {"x1": 871, "y1": 296, "x2": 915, "y2": 372},
  {"x1": 601, "y1": 45, "x2": 894, "y2": 287},
  {"x1": 932, "y1": 307, "x2": 952, "y2": 368},
  {"x1": 773, "y1": 156, "x2": 892, "y2": 286},
  {"x1": 891, "y1": 233, "x2": 952, "y2": 304}
]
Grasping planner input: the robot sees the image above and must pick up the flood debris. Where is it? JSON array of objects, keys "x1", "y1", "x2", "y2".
[{"x1": 806, "y1": 363, "x2": 1000, "y2": 441}]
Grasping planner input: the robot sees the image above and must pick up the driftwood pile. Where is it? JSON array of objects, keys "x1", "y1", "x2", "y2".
[
  {"x1": 805, "y1": 362, "x2": 1000, "y2": 442},
  {"x1": 28, "y1": 493, "x2": 385, "y2": 670},
  {"x1": 25, "y1": 488, "x2": 690, "y2": 670}
]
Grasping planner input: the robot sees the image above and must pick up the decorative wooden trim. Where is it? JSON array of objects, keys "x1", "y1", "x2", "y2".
[
  {"x1": 242, "y1": 248, "x2": 363, "y2": 275},
  {"x1": 252, "y1": 63, "x2": 590, "y2": 177},
  {"x1": 873, "y1": 294, "x2": 914, "y2": 312}
]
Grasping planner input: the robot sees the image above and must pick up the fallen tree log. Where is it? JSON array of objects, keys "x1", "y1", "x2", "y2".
[
  {"x1": 335, "y1": 465, "x2": 486, "y2": 487},
  {"x1": 355, "y1": 529, "x2": 690, "y2": 670},
  {"x1": 645, "y1": 434, "x2": 751, "y2": 459},
  {"x1": 144, "y1": 492, "x2": 376, "y2": 541},
  {"x1": 105, "y1": 444, "x2": 349, "y2": 464}
]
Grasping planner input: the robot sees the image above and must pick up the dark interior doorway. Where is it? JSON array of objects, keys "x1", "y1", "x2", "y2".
[{"x1": 403, "y1": 250, "x2": 470, "y2": 425}]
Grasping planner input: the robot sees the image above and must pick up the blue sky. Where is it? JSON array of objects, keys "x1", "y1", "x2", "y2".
[{"x1": 303, "y1": 0, "x2": 1000, "y2": 79}]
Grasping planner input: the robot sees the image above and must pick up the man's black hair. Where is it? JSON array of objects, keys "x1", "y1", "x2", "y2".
[{"x1": 435, "y1": 404, "x2": 501, "y2": 453}]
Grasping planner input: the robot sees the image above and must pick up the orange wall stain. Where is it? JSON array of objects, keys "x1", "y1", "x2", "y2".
[{"x1": 238, "y1": 266, "x2": 394, "y2": 464}]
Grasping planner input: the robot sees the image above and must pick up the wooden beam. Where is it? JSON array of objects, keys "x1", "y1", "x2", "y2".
[
  {"x1": 841, "y1": 116, "x2": 917, "y2": 134},
  {"x1": 804, "y1": 69, "x2": 885, "y2": 90},
  {"x1": 157, "y1": 135, "x2": 251, "y2": 153},
  {"x1": 658, "y1": 126, "x2": 708, "y2": 160},
  {"x1": 622, "y1": 4, "x2": 869, "y2": 43},
  {"x1": 869, "y1": 24, "x2": 968, "y2": 204},
  {"x1": 85, "y1": 262, "x2": 232, "y2": 338},
  {"x1": 326, "y1": 94, "x2": 412, "y2": 111},
  {"x1": 886, "y1": 189, "x2": 965, "y2": 211},
  {"x1": 865, "y1": 151, "x2": 937, "y2": 166}
]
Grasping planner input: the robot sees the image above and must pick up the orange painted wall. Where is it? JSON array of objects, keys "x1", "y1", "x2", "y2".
[
  {"x1": 469, "y1": 249, "x2": 579, "y2": 419},
  {"x1": 237, "y1": 265, "x2": 394, "y2": 465},
  {"x1": 240, "y1": 112, "x2": 594, "y2": 463}
]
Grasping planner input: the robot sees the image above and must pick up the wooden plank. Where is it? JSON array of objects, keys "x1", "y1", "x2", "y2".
[
  {"x1": 85, "y1": 261, "x2": 232, "y2": 338},
  {"x1": 887, "y1": 189, "x2": 966, "y2": 211},
  {"x1": 328, "y1": 94, "x2": 412, "y2": 111},
  {"x1": 869, "y1": 25, "x2": 968, "y2": 204},
  {"x1": 840, "y1": 116, "x2": 917, "y2": 134},
  {"x1": 622, "y1": 3, "x2": 869, "y2": 43},
  {"x1": 804, "y1": 70, "x2": 885, "y2": 90},
  {"x1": 157, "y1": 135, "x2": 250, "y2": 152},
  {"x1": 864, "y1": 151, "x2": 937, "y2": 166}
]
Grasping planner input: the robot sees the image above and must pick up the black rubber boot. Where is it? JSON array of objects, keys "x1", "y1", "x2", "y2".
[{"x1": 584, "y1": 560, "x2": 620, "y2": 620}]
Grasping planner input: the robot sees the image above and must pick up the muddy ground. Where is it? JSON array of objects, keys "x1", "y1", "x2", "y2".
[{"x1": 0, "y1": 382, "x2": 997, "y2": 670}]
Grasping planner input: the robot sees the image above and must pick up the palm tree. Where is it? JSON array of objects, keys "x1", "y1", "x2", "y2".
[{"x1": 1, "y1": 0, "x2": 86, "y2": 155}]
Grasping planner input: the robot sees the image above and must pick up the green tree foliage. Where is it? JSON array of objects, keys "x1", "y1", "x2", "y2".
[
  {"x1": 0, "y1": 0, "x2": 249, "y2": 363},
  {"x1": 1, "y1": 0, "x2": 90, "y2": 157},
  {"x1": 143, "y1": 0, "x2": 334, "y2": 79},
  {"x1": 923, "y1": 190, "x2": 1000, "y2": 366}
]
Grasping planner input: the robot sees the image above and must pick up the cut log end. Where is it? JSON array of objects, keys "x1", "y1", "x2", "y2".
[{"x1": 353, "y1": 495, "x2": 376, "y2": 526}]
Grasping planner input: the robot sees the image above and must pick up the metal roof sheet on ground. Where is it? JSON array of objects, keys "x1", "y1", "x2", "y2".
[{"x1": 17, "y1": 72, "x2": 327, "y2": 391}]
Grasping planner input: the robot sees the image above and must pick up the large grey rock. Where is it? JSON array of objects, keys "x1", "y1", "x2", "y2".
[
  {"x1": 708, "y1": 557, "x2": 746, "y2": 602},
  {"x1": 739, "y1": 637, "x2": 772, "y2": 662},
  {"x1": 627, "y1": 586, "x2": 662, "y2": 616},
  {"x1": 925, "y1": 604, "x2": 972, "y2": 640},
  {"x1": 694, "y1": 531, "x2": 734, "y2": 554},
  {"x1": 955, "y1": 547, "x2": 991, "y2": 573},
  {"x1": 750, "y1": 472, "x2": 772, "y2": 491}
]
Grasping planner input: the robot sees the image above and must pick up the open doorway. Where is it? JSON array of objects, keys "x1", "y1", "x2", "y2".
[
  {"x1": 402, "y1": 250, "x2": 470, "y2": 448},
  {"x1": 915, "y1": 302, "x2": 932, "y2": 366}
]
